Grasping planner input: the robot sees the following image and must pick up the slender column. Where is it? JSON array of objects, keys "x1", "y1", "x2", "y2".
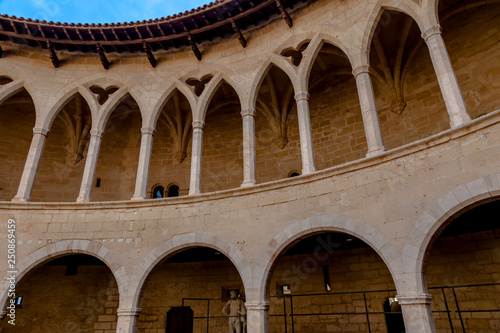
[
  {"x1": 294, "y1": 92, "x2": 316, "y2": 174},
  {"x1": 76, "y1": 129, "x2": 103, "y2": 203},
  {"x1": 0, "y1": 310, "x2": 7, "y2": 330},
  {"x1": 245, "y1": 300, "x2": 270, "y2": 333},
  {"x1": 352, "y1": 65, "x2": 386, "y2": 157},
  {"x1": 422, "y1": 24, "x2": 470, "y2": 128},
  {"x1": 241, "y1": 108, "x2": 257, "y2": 187},
  {"x1": 188, "y1": 120, "x2": 205, "y2": 195},
  {"x1": 131, "y1": 127, "x2": 155, "y2": 200},
  {"x1": 116, "y1": 308, "x2": 141, "y2": 333},
  {"x1": 397, "y1": 293, "x2": 436, "y2": 333},
  {"x1": 12, "y1": 127, "x2": 49, "y2": 202}
]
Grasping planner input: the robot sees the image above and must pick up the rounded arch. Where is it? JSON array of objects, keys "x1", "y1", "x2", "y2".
[
  {"x1": 253, "y1": 214, "x2": 403, "y2": 300},
  {"x1": 402, "y1": 174, "x2": 500, "y2": 294},
  {"x1": 40, "y1": 85, "x2": 98, "y2": 131},
  {"x1": 148, "y1": 81, "x2": 197, "y2": 129},
  {"x1": 0, "y1": 239, "x2": 127, "y2": 310},
  {"x1": 246, "y1": 55, "x2": 298, "y2": 112},
  {"x1": 197, "y1": 72, "x2": 245, "y2": 122},
  {"x1": 298, "y1": 35, "x2": 355, "y2": 93},
  {"x1": 359, "y1": 2, "x2": 426, "y2": 65},
  {"x1": 129, "y1": 232, "x2": 252, "y2": 309}
]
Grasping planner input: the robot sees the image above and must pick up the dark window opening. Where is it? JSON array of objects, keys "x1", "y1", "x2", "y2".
[
  {"x1": 167, "y1": 184, "x2": 180, "y2": 197},
  {"x1": 153, "y1": 185, "x2": 164, "y2": 199},
  {"x1": 289, "y1": 171, "x2": 300, "y2": 178}
]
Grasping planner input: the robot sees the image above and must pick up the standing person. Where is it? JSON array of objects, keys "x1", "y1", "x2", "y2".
[{"x1": 222, "y1": 290, "x2": 246, "y2": 333}]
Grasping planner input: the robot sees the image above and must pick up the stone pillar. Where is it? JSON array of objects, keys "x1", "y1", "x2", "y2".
[
  {"x1": 397, "y1": 293, "x2": 436, "y2": 333},
  {"x1": 0, "y1": 310, "x2": 7, "y2": 330},
  {"x1": 294, "y1": 92, "x2": 316, "y2": 174},
  {"x1": 245, "y1": 300, "x2": 270, "y2": 333},
  {"x1": 12, "y1": 127, "x2": 49, "y2": 202},
  {"x1": 189, "y1": 120, "x2": 205, "y2": 195},
  {"x1": 131, "y1": 127, "x2": 155, "y2": 200},
  {"x1": 76, "y1": 129, "x2": 103, "y2": 203},
  {"x1": 422, "y1": 24, "x2": 470, "y2": 128},
  {"x1": 116, "y1": 308, "x2": 141, "y2": 333},
  {"x1": 241, "y1": 108, "x2": 257, "y2": 187},
  {"x1": 352, "y1": 65, "x2": 386, "y2": 157}
]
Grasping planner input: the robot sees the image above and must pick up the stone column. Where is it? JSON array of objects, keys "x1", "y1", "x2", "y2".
[
  {"x1": 245, "y1": 300, "x2": 270, "y2": 333},
  {"x1": 241, "y1": 108, "x2": 257, "y2": 187},
  {"x1": 131, "y1": 127, "x2": 155, "y2": 200},
  {"x1": 116, "y1": 308, "x2": 141, "y2": 333},
  {"x1": 397, "y1": 293, "x2": 436, "y2": 333},
  {"x1": 352, "y1": 65, "x2": 386, "y2": 157},
  {"x1": 422, "y1": 24, "x2": 470, "y2": 128},
  {"x1": 76, "y1": 129, "x2": 103, "y2": 203},
  {"x1": 189, "y1": 120, "x2": 205, "y2": 195},
  {"x1": 12, "y1": 127, "x2": 49, "y2": 202},
  {"x1": 294, "y1": 92, "x2": 316, "y2": 174}
]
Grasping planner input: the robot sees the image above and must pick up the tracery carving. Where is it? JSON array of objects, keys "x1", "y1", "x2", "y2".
[
  {"x1": 89, "y1": 85, "x2": 119, "y2": 105},
  {"x1": 186, "y1": 74, "x2": 213, "y2": 96}
]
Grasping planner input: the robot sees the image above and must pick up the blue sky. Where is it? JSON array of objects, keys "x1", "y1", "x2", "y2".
[{"x1": 0, "y1": 0, "x2": 211, "y2": 24}]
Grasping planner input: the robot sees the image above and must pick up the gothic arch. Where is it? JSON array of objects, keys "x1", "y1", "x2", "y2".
[
  {"x1": 246, "y1": 55, "x2": 298, "y2": 112},
  {"x1": 253, "y1": 214, "x2": 403, "y2": 300}
]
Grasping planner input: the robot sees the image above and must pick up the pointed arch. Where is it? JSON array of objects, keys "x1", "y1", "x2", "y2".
[
  {"x1": 298, "y1": 34, "x2": 354, "y2": 93},
  {"x1": 128, "y1": 232, "x2": 251, "y2": 309},
  {"x1": 253, "y1": 214, "x2": 403, "y2": 300},
  {"x1": 40, "y1": 86, "x2": 98, "y2": 131},
  {"x1": 95, "y1": 87, "x2": 135, "y2": 130},
  {"x1": 0, "y1": 80, "x2": 28, "y2": 106},
  {"x1": 246, "y1": 55, "x2": 298, "y2": 112},
  {"x1": 148, "y1": 81, "x2": 196, "y2": 129},
  {"x1": 197, "y1": 72, "x2": 245, "y2": 122},
  {"x1": 0, "y1": 240, "x2": 127, "y2": 310},
  {"x1": 359, "y1": 2, "x2": 425, "y2": 65}
]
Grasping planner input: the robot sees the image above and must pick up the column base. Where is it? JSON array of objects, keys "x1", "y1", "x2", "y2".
[
  {"x1": 365, "y1": 147, "x2": 386, "y2": 158},
  {"x1": 11, "y1": 196, "x2": 29, "y2": 203},
  {"x1": 241, "y1": 180, "x2": 257, "y2": 187},
  {"x1": 130, "y1": 195, "x2": 147, "y2": 201}
]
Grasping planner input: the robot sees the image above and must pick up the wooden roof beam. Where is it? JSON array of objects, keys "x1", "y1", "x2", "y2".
[
  {"x1": 96, "y1": 43, "x2": 109, "y2": 70},
  {"x1": 48, "y1": 41, "x2": 59, "y2": 68},
  {"x1": 143, "y1": 41, "x2": 156, "y2": 68},
  {"x1": 231, "y1": 19, "x2": 246, "y2": 48},
  {"x1": 275, "y1": 0, "x2": 293, "y2": 27},
  {"x1": 187, "y1": 32, "x2": 201, "y2": 61}
]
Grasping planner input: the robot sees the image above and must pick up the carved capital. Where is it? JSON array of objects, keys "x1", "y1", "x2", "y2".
[
  {"x1": 117, "y1": 308, "x2": 142, "y2": 316},
  {"x1": 141, "y1": 127, "x2": 155, "y2": 135},
  {"x1": 294, "y1": 91, "x2": 309, "y2": 102},
  {"x1": 352, "y1": 65, "x2": 371, "y2": 78},
  {"x1": 421, "y1": 24, "x2": 442, "y2": 42},
  {"x1": 32, "y1": 127, "x2": 49, "y2": 136},
  {"x1": 244, "y1": 301, "x2": 270, "y2": 311},
  {"x1": 241, "y1": 108, "x2": 256, "y2": 118},
  {"x1": 396, "y1": 293, "x2": 433, "y2": 306},
  {"x1": 90, "y1": 129, "x2": 104, "y2": 138},
  {"x1": 192, "y1": 120, "x2": 205, "y2": 129}
]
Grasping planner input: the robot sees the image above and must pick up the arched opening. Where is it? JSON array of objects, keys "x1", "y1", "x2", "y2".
[
  {"x1": 93, "y1": 95, "x2": 141, "y2": 201},
  {"x1": 152, "y1": 184, "x2": 164, "y2": 198},
  {"x1": 138, "y1": 246, "x2": 245, "y2": 333},
  {"x1": 424, "y1": 199, "x2": 500, "y2": 332},
  {"x1": 202, "y1": 81, "x2": 242, "y2": 192},
  {"x1": 31, "y1": 94, "x2": 92, "y2": 202},
  {"x1": 369, "y1": 9, "x2": 449, "y2": 149},
  {"x1": 1, "y1": 254, "x2": 119, "y2": 332},
  {"x1": 267, "y1": 232, "x2": 400, "y2": 332},
  {"x1": 0, "y1": 88, "x2": 35, "y2": 201},
  {"x1": 439, "y1": 0, "x2": 500, "y2": 118},
  {"x1": 167, "y1": 183, "x2": 180, "y2": 197},
  {"x1": 255, "y1": 66, "x2": 300, "y2": 183},
  {"x1": 308, "y1": 43, "x2": 366, "y2": 168},
  {"x1": 150, "y1": 89, "x2": 192, "y2": 197}
]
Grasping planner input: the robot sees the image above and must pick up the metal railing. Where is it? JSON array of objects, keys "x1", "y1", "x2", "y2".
[{"x1": 178, "y1": 283, "x2": 500, "y2": 332}]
